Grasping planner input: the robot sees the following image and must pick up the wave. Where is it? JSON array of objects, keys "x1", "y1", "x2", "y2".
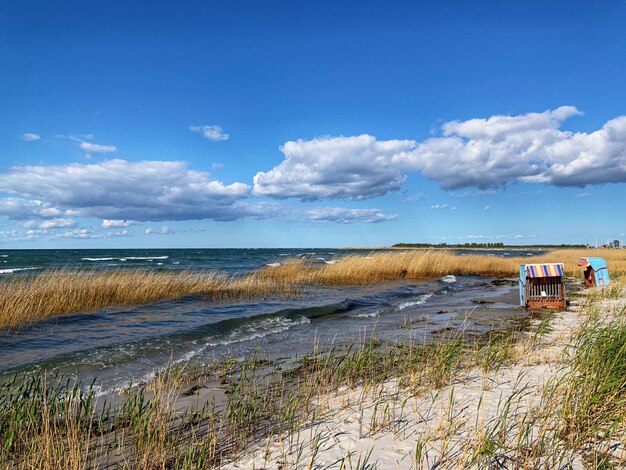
[
  {"x1": 266, "y1": 262, "x2": 281, "y2": 267},
  {"x1": 397, "y1": 293, "x2": 434, "y2": 310},
  {"x1": 351, "y1": 310, "x2": 380, "y2": 319},
  {"x1": 0, "y1": 267, "x2": 39, "y2": 274},
  {"x1": 82, "y1": 256, "x2": 169, "y2": 262},
  {"x1": 441, "y1": 275, "x2": 457, "y2": 283},
  {"x1": 173, "y1": 316, "x2": 311, "y2": 365},
  {"x1": 0, "y1": 255, "x2": 8, "y2": 258}
]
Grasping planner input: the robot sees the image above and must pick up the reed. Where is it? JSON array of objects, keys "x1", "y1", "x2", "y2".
[
  {"x1": 2, "y1": 248, "x2": 625, "y2": 329},
  {"x1": 0, "y1": 268, "x2": 298, "y2": 329},
  {"x1": 259, "y1": 248, "x2": 626, "y2": 285}
]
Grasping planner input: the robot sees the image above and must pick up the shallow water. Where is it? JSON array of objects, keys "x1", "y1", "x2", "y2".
[{"x1": 0, "y1": 248, "x2": 535, "y2": 395}]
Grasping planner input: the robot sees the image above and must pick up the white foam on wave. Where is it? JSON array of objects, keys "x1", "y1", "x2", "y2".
[
  {"x1": 83, "y1": 255, "x2": 169, "y2": 262},
  {"x1": 266, "y1": 262, "x2": 281, "y2": 267},
  {"x1": 351, "y1": 310, "x2": 380, "y2": 319},
  {"x1": 324, "y1": 260, "x2": 337, "y2": 265},
  {"x1": 441, "y1": 275, "x2": 457, "y2": 283},
  {"x1": 0, "y1": 267, "x2": 39, "y2": 274},
  {"x1": 397, "y1": 293, "x2": 434, "y2": 310},
  {"x1": 0, "y1": 255, "x2": 8, "y2": 257},
  {"x1": 177, "y1": 316, "x2": 311, "y2": 364}
]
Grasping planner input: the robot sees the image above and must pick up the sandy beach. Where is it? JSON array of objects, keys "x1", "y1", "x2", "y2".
[{"x1": 223, "y1": 283, "x2": 626, "y2": 469}]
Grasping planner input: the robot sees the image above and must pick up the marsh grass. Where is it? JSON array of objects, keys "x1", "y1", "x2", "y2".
[
  {"x1": 2, "y1": 248, "x2": 626, "y2": 329},
  {"x1": 0, "y1": 268, "x2": 299, "y2": 329}
]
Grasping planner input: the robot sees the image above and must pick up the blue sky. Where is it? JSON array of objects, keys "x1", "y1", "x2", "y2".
[{"x1": 1, "y1": 0, "x2": 626, "y2": 248}]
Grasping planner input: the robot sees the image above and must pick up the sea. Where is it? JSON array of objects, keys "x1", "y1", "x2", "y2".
[{"x1": 0, "y1": 248, "x2": 541, "y2": 395}]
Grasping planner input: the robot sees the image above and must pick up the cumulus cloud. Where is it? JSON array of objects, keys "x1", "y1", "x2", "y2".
[
  {"x1": 253, "y1": 135, "x2": 414, "y2": 201},
  {"x1": 190, "y1": 125, "x2": 229, "y2": 141},
  {"x1": 0, "y1": 198, "x2": 63, "y2": 219},
  {"x1": 101, "y1": 219, "x2": 136, "y2": 228},
  {"x1": 208, "y1": 201, "x2": 398, "y2": 224},
  {"x1": 145, "y1": 226, "x2": 172, "y2": 235},
  {"x1": 38, "y1": 218, "x2": 75, "y2": 230},
  {"x1": 80, "y1": 142, "x2": 117, "y2": 153},
  {"x1": 0, "y1": 159, "x2": 251, "y2": 222},
  {"x1": 304, "y1": 207, "x2": 398, "y2": 224},
  {"x1": 58, "y1": 229, "x2": 99, "y2": 239},
  {"x1": 400, "y1": 106, "x2": 626, "y2": 189},
  {"x1": 20, "y1": 133, "x2": 41, "y2": 141},
  {"x1": 254, "y1": 107, "x2": 626, "y2": 198},
  {"x1": 107, "y1": 229, "x2": 129, "y2": 238},
  {"x1": 431, "y1": 204, "x2": 456, "y2": 211}
]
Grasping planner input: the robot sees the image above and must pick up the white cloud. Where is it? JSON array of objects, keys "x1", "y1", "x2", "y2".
[
  {"x1": 145, "y1": 226, "x2": 172, "y2": 235},
  {"x1": 253, "y1": 135, "x2": 413, "y2": 201},
  {"x1": 101, "y1": 219, "x2": 136, "y2": 228},
  {"x1": 401, "y1": 106, "x2": 626, "y2": 189},
  {"x1": 253, "y1": 107, "x2": 626, "y2": 199},
  {"x1": 59, "y1": 229, "x2": 98, "y2": 239},
  {"x1": 80, "y1": 142, "x2": 117, "y2": 153},
  {"x1": 190, "y1": 125, "x2": 229, "y2": 141},
  {"x1": 38, "y1": 218, "x2": 75, "y2": 230},
  {"x1": 211, "y1": 162, "x2": 224, "y2": 170},
  {"x1": 0, "y1": 230, "x2": 35, "y2": 241},
  {"x1": 0, "y1": 198, "x2": 63, "y2": 219},
  {"x1": 56, "y1": 134, "x2": 94, "y2": 142},
  {"x1": 484, "y1": 205, "x2": 491, "y2": 211},
  {"x1": 205, "y1": 201, "x2": 398, "y2": 225},
  {"x1": 576, "y1": 193, "x2": 591, "y2": 199},
  {"x1": 107, "y1": 229, "x2": 129, "y2": 238},
  {"x1": 0, "y1": 159, "x2": 251, "y2": 222},
  {"x1": 304, "y1": 207, "x2": 398, "y2": 224},
  {"x1": 403, "y1": 192, "x2": 426, "y2": 203},
  {"x1": 431, "y1": 204, "x2": 456, "y2": 210},
  {"x1": 20, "y1": 133, "x2": 41, "y2": 141}
]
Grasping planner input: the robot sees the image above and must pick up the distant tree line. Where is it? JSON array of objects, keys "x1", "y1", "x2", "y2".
[{"x1": 392, "y1": 242, "x2": 586, "y2": 249}]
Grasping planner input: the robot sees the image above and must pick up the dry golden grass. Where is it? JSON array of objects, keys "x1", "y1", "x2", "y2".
[
  {"x1": 1, "y1": 248, "x2": 625, "y2": 329},
  {"x1": 0, "y1": 269, "x2": 298, "y2": 330},
  {"x1": 258, "y1": 248, "x2": 626, "y2": 285}
]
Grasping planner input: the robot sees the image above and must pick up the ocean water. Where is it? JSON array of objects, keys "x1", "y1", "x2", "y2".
[{"x1": 0, "y1": 248, "x2": 538, "y2": 395}]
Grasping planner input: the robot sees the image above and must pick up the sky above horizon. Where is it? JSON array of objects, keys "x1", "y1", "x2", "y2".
[{"x1": 2, "y1": 0, "x2": 626, "y2": 249}]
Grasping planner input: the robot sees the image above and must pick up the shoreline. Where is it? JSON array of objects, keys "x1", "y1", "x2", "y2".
[
  {"x1": 224, "y1": 281, "x2": 626, "y2": 469},
  {"x1": 2, "y1": 261, "x2": 626, "y2": 467}
]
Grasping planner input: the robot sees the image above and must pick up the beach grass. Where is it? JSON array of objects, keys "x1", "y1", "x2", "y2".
[{"x1": 2, "y1": 281, "x2": 625, "y2": 468}]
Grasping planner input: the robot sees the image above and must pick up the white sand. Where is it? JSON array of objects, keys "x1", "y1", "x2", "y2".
[{"x1": 225, "y1": 291, "x2": 626, "y2": 469}]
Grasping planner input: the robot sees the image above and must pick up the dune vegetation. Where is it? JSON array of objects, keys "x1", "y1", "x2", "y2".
[
  {"x1": 1, "y1": 278, "x2": 625, "y2": 468},
  {"x1": 1, "y1": 248, "x2": 625, "y2": 329}
]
